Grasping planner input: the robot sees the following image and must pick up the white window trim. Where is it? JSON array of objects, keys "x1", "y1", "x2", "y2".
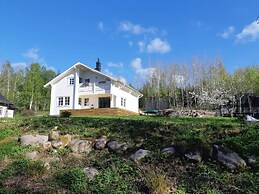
[
  {"x1": 84, "y1": 98, "x2": 89, "y2": 107},
  {"x1": 68, "y1": 77, "x2": 75, "y2": 86},
  {"x1": 121, "y1": 97, "x2": 126, "y2": 107},
  {"x1": 57, "y1": 96, "x2": 70, "y2": 107}
]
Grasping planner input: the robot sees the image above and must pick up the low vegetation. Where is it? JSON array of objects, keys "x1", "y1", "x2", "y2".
[{"x1": 0, "y1": 115, "x2": 258, "y2": 193}]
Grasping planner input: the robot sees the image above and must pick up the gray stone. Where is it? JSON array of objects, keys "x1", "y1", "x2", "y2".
[
  {"x1": 185, "y1": 151, "x2": 202, "y2": 163},
  {"x1": 83, "y1": 167, "x2": 99, "y2": 180},
  {"x1": 25, "y1": 151, "x2": 40, "y2": 160},
  {"x1": 94, "y1": 136, "x2": 107, "y2": 150},
  {"x1": 42, "y1": 142, "x2": 52, "y2": 150},
  {"x1": 19, "y1": 134, "x2": 48, "y2": 146},
  {"x1": 162, "y1": 147, "x2": 175, "y2": 154},
  {"x1": 69, "y1": 139, "x2": 93, "y2": 153},
  {"x1": 106, "y1": 141, "x2": 128, "y2": 153},
  {"x1": 48, "y1": 130, "x2": 59, "y2": 141},
  {"x1": 213, "y1": 145, "x2": 247, "y2": 170},
  {"x1": 52, "y1": 140, "x2": 63, "y2": 149},
  {"x1": 248, "y1": 155, "x2": 256, "y2": 165},
  {"x1": 130, "y1": 149, "x2": 150, "y2": 163},
  {"x1": 40, "y1": 156, "x2": 60, "y2": 163}
]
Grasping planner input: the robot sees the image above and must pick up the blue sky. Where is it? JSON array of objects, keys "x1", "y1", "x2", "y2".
[{"x1": 0, "y1": 0, "x2": 259, "y2": 86}]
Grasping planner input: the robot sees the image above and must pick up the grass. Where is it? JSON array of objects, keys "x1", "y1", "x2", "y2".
[{"x1": 0, "y1": 115, "x2": 258, "y2": 193}]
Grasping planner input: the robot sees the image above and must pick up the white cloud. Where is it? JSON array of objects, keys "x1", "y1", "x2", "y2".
[
  {"x1": 119, "y1": 21, "x2": 158, "y2": 35},
  {"x1": 220, "y1": 26, "x2": 235, "y2": 39},
  {"x1": 107, "y1": 62, "x2": 123, "y2": 68},
  {"x1": 104, "y1": 68, "x2": 127, "y2": 84},
  {"x1": 131, "y1": 57, "x2": 155, "y2": 82},
  {"x1": 22, "y1": 48, "x2": 39, "y2": 61},
  {"x1": 12, "y1": 62, "x2": 27, "y2": 70},
  {"x1": 98, "y1": 21, "x2": 104, "y2": 31},
  {"x1": 236, "y1": 21, "x2": 259, "y2": 42},
  {"x1": 137, "y1": 38, "x2": 171, "y2": 54}
]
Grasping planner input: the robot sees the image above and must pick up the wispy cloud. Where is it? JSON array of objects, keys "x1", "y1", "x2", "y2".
[
  {"x1": 119, "y1": 21, "x2": 158, "y2": 35},
  {"x1": 12, "y1": 62, "x2": 27, "y2": 70},
  {"x1": 104, "y1": 68, "x2": 127, "y2": 84},
  {"x1": 236, "y1": 21, "x2": 259, "y2": 43},
  {"x1": 22, "y1": 48, "x2": 40, "y2": 61},
  {"x1": 128, "y1": 41, "x2": 133, "y2": 47},
  {"x1": 138, "y1": 38, "x2": 171, "y2": 54},
  {"x1": 219, "y1": 26, "x2": 235, "y2": 39},
  {"x1": 107, "y1": 62, "x2": 123, "y2": 68},
  {"x1": 131, "y1": 57, "x2": 155, "y2": 83},
  {"x1": 98, "y1": 21, "x2": 104, "y2": 31}
]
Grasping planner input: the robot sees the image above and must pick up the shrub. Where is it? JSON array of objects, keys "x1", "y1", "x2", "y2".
[
  {"x1": 55, "y1": 168, "x2": 87, "y2": 194},
  {"x1": 144, "y1": 169, "x2": 169, "y2": 194},
  {"x1": 60, "y1": 111, "x2": 71, "y2": 118},
  {"x1": 20, "y1": 109, "x2": 35, "y2": 117}
]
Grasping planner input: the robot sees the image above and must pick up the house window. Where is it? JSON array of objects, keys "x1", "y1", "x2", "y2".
[
  {"x1": 79, "y1": 77, "x2": 83, "y2": 83},
  {"x1": 85, "y1": 79, "x2": 90, "y2": 83},
  {"x1": 121, "y1": 98, "x2": 123, "y2": 106},
  {"x1": 78, "y1": 98, "x2": 82, "y2": 105},
  {"x1": 121, "y1": 98, "x2": 126, "y2": 107},
  {"x1": 65, "y1": 97, "x2": 70, "y2": 106},
  {"x1": 58, "y1": 97, "x2": 63, "y2": 106},
  {"x1": 69, "y1": 78, "x2": 74, "y2": 85},
  {"x1": 0, "y1": 107, "x2": 2, "y2": 115},
  {"x1": 84, "y1": 98, "x2": 89, "y2": 106},
  {"x1": 124, "y1": 99, "x2": 126, "y2": 107}
]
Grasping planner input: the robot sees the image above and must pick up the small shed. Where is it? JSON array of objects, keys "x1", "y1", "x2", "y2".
[{"x1": 0, "y1": 95, "x2": 17, "y2": 118}]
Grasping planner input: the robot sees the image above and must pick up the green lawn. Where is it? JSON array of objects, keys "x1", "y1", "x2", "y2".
[{"x1": 0, "y1": 116, "x2": 258, "y2": 193}]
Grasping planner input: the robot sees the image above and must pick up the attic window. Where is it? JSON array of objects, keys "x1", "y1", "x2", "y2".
[{"x1": 68, "y1": 78, "x2": 74, "y2": 85}]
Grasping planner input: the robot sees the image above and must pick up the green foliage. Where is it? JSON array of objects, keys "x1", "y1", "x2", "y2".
[
  {"x1": 0, "y1": 140, "x2": 30, "y2": 161},
  {"x1": 20, "y1": 109, "x2": 35, "y2": 117},
  {"x1": 55, "y1": 168, "x2": 87, "y2": 194},
  {"x1": 60, "y1": 111, "x2": 72, "y2": 118}
]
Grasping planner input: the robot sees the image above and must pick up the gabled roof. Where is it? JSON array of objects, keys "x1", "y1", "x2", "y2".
[
  {"x1": 0, "y1": 95, "x2": 17, "y2": 110},
  {"x1": 44, "y1": 62, "x2": 143, "y2": 97}
]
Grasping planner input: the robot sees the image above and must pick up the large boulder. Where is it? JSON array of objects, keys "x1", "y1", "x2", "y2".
[
  {"x1": 106, "y1": 141, "x2": 128, "y2": 154},
  {"x1": 94, "y1": 136, "x2": 107, "y2": 150},
  {"x1": 213, "y1": 145, "x2": 247, "y2": 170},
  {"x1": 19, "y1": 134, "x2": 48, "y2": 146},
  {"x1": 130, "y1": 149, "x2": 150, "y2": 163},
  {"x1": 69, "y1": 139, "x2": 93, "y2": 154},
  {"x1": 83, "y1": 167, "x2": 99, "y2": 181}
]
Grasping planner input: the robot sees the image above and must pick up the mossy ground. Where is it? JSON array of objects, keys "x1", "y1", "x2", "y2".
[{"x1": 0, "y1": 116, "x2": 258, "y2": 193}]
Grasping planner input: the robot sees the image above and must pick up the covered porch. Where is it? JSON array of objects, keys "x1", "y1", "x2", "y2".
[{"x1": 76, "y1": 94, "x2": 117, "y2": 109}]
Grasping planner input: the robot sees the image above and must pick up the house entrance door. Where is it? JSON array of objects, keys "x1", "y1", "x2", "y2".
[{"x1": 98, "y1": 97, "x2": 110, "y2": 108}]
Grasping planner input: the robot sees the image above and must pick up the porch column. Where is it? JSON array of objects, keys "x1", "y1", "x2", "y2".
[{"x1": 73, "y1": 68, "x2": 79, "y2": 109}]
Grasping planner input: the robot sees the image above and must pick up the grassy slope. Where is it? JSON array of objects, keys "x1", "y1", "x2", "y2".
[{"x1": 0, "y1": 116, "x2": 258, "y2": 193}]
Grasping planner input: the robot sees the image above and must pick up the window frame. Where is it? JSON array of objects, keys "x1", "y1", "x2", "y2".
[
  {"x1": 84, "y1": 98, "x2": 89, "y2": 106},
  {"x1": 65, "y1": 97, "x2": 70, "y2": 106},
  {"x1": 68, "y1": 78, "x2": 74, "y2": 85},
  {"x1": 58, "y1": 97, "x2": 64, "y2": 106}
]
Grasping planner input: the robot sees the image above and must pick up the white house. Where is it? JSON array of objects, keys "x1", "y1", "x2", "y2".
[
  {"x1": 44, "y1": 59, "x2": 143, "y2": 115},
  {"x1": 0, "y1": 95, "x2": 16, "y2": 118}
]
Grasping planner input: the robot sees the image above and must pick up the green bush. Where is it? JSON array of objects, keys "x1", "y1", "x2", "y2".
[
  {"x1": 20, "y1": 109, "x2": 35, "y2": 117},
  {"x1": 55, "y1": 168, "x2": 87, "y2": 194},
  {"x1": 60, "y1": 111, "x2": 72, "y2": 118}
]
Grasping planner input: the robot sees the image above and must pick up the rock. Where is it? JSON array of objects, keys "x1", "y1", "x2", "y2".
[
  {"x1": 94, "y1": 136, "x2": 107, "y2": 150},
  {"x1": 185, "y1": 151, "x2": 202, "y2": 163},
  {"x1": 247, "y1": 155, "x2": 256, "y2": 165},
  {"x1": 42, "y1": 142, "x2": 52, "y2": 150},
  {"x1": 162, "y1": 147, "x2": 175, "y2": 154},
  {"x1": 40, "y1": 156, "x2": 60, "y2": 163},
  {"x1": 130, "y1": 149, "x2": 150, "y2": 163},
  {"x1": 19, "y1": 134, "x2": 48, "y2": 146},
  {"x1": 213, "y1": 145, "x2": 247, "y2": 170},
  {"x1": 52, "y1": 134, "x2": 72, "y2": 149},
  {"x1": 69, "y1": 139, "x2": 93, "y2": 153},
  {"x1": 106, "y1": 141, "x2": 128, "y2": 154},
  {"x1": 83, "y1": 167, "x2": 99, "y2": 180},
  {"x1": 25, "y1": 151, "x2": 40, "y2": 160},
  {"x1": 48, "y1": 130, "x2": 59, "y2": 141},
  {"x1": 44, "y1": 162, "x2": 50, "y2": 170}
]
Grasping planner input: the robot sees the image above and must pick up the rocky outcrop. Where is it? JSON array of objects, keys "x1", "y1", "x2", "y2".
[
  {"x1": 213, "y1": 145, "x2": 247, "y2": 170},
  {"x1": 52, "y1": 134, "x2": 72, "y2": 149},
  {"x1": 19, "y1": 134, "x2": 48, "y2": 146},
  {"x1": 130, "y1": 149, "x2": 150, "y2": 163},
  {"x1": 48, "y1": 129, "x2": 59, "y2": 141},
  {"x1": 69, "y1": 139, "x2": 93, "y2": 154}
]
